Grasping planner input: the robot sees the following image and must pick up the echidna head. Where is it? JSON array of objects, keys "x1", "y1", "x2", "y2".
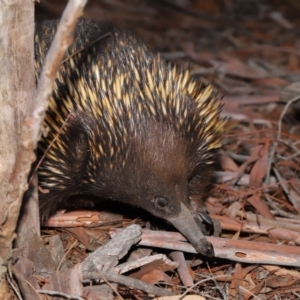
[{"x1": 82, "y1": 109, "x2": 218, "y2": 256}]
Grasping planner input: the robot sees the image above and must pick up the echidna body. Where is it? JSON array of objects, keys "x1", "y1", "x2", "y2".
[{"x1": 35, "y1": 19, "x2": 226, "y2": 256}]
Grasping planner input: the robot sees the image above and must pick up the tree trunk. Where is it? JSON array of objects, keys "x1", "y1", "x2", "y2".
[{"x1": 0, "y1": 0, "x2": 34, "y2": 269}]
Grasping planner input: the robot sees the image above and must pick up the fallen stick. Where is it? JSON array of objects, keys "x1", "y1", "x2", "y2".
[{"x1": 110, "y1": 228, "x2": 300, "y2": 267}]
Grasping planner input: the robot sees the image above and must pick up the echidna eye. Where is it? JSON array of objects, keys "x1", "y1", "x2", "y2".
[{"x1": 152, "y1": 197, "x2": 169, "y2": 209}]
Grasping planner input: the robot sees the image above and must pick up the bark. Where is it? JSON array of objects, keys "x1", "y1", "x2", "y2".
[{"x1": 0, "y1": 0, "x2": 35, "y2": 264}]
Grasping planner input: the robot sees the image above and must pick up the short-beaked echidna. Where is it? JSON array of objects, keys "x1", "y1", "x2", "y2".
[{"x1": 35, "y1": 19, "x2": 226, "y2": 257}]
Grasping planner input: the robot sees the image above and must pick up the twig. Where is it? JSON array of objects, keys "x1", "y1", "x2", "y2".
[
  {"x1": 239, "y1": 285, "x2": 261, "y2": 300},
  {"x1": 222, "y1": 212, "x2": 300, "y2": 232},
  {"x1": 272, "y1": 166, "x2": 298, "y2": 209},
  {"x1": 264, "y1": 94, "x2": 300, "y2": 222},
  {"x1": 264, "y1": 142, "x2": 277, "y2": 187},
  {"x1": 25, "y1": 280, "x2": 43, "y2": 300},
  {"x1": 57, "y1": 239, "x2": 77, "y2": 271},
  {"x1": 277, "y1": 95, "x2": 300, "y2": 141},
  {"x1": 266, "y1": 195, "x2": 300, "y2": 220},
  {"x1": 61, "y1": 32, "x2": 111, "y2": 65},
  {"x1": 178, "y1": 275, "x2": 229, "y2": 299},
  {"x1": 32, "y1": 0, "x2": 87, "y2": 143},
  {"x1": 30, "y1": 112, "x2": 72, "y2": 184},
  {"x1": 205, "y1": 264, "x2": 228, "y2": 300},
  {"x1": 226, "y1": 151, "x2": 249, "y2": 163},
  {"x1": 82, "y1": 271, "x2": 174, "y2": 297},
  {"x1": 265, "y1": 95, "x2": 300, "y2": 186},
  {"x1": 37, "y1": 289, "x2": 84, "y2": 300},
  {"x1": 6, "y1": 273, "x2": 23, "y2": 300},
  {"x1": 169, "y1": 251, "x2": 193, "y2": 287},
  {"x1": 277, "y1": 149, "x2": 300, "y2": 161},
  {"x1": 96, "y1": 271, "x2": 124, "y2": 300}
]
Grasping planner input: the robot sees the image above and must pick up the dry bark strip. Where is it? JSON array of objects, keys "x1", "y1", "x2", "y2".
[
  {"x1": 213, "y1": 214, "x2": 300, "y2": 243},
  {"x1": 111, "y1": 228, "x2": 300, "y2": 267}
]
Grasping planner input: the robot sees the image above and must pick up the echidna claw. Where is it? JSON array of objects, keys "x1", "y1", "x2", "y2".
[{"x1": 194, "y1": 210, "x2": 221, "y2": 237}]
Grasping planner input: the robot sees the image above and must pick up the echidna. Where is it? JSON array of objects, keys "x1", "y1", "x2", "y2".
[{"x1": 35, "y1": 19, "x2": 226, "y2": 257}]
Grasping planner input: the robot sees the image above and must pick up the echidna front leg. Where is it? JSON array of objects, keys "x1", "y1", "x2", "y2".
[
  {"x1": 189, "y1": 195, "x2": 221, "y2": 237},
  {"x1": 194, "y1": 206, "x2": 221, "y2": 237}
]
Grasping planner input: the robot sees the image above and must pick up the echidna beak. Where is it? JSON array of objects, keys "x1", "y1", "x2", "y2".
[{"x1": 167, "y1": 203, "x2": 215, "y2": 257}]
